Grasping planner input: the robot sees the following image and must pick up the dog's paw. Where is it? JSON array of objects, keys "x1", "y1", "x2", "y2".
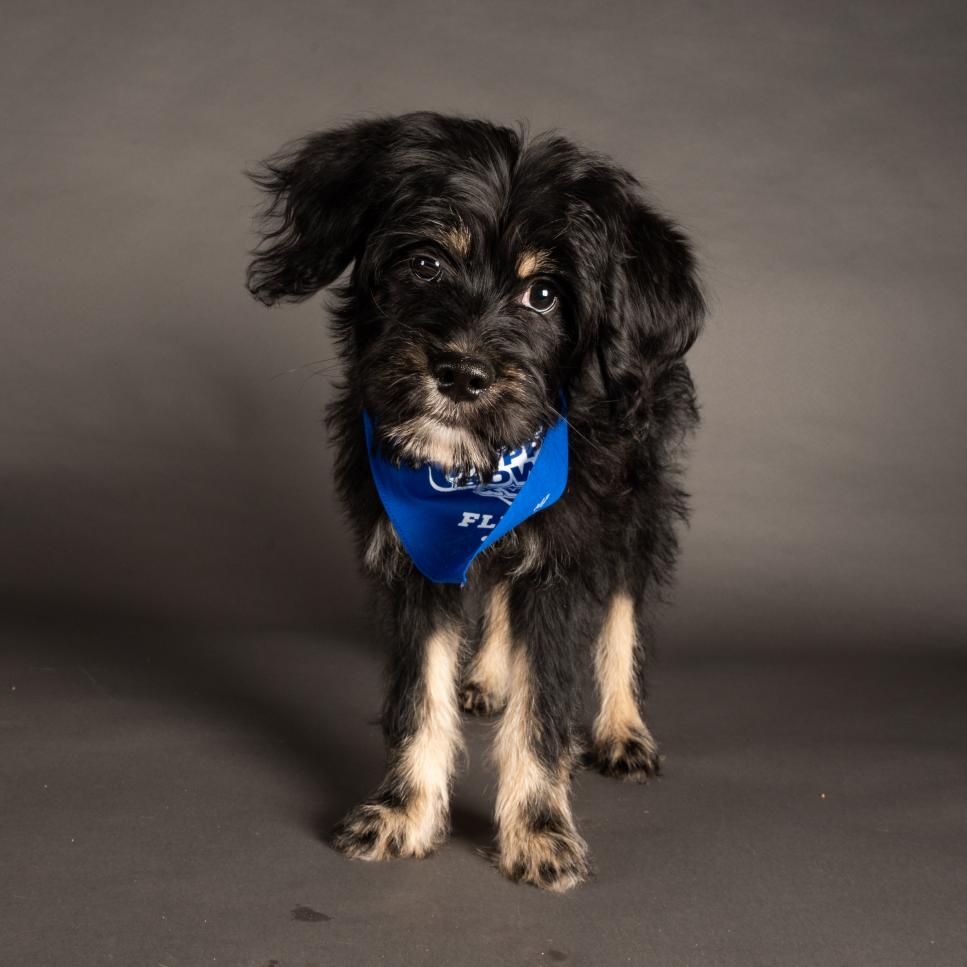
[
  {"x1": 330, "y1": 801, "x2": 443, "y2": 861},
  {"x1": 589, "y1": 729, "x2": 662, "y2": 783},
  {"x1": 498, "y1": 826, "x2": 590, "y2": 893},
  {"x1": 460, "y1": 681, "x2": 504, "y2": 717}
]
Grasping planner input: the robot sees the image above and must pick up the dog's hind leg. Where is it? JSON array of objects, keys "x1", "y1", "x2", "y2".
[
  {"x1": 332, "y1": 582, "x2": 463, "y2": 860},
  {"x1": 493, "y1": 581, "x2": 591, "y2": 892},
  {"x1": 461, "y1": 582, "x2": 511, "y2": 716},
  {"x1": 587, "y1": 591, "x2": 661, "y2": 781}
]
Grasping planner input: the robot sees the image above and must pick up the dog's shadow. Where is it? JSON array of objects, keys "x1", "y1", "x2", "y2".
[
  {"x1": 3, "y1": 588, "x2": 495, "y2": 855},
  {"x1": 0, "y1": 338, "x2": 494, "y2": 854}
]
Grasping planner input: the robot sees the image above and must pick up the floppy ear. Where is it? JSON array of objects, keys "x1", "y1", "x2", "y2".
[
  {"x1": 246, "y1": 117, "x2": 400, "y2": 305},
  {"x1": 597, "y1": 195, "x2": 705, "y2": 425}
]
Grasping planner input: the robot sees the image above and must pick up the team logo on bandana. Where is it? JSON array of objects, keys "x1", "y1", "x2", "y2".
[{"x1": 426, "y1": 433, "x2": 544, "y2": 506}]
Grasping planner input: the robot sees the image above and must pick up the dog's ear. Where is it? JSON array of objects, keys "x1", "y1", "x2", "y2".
[
  {"x1": 596, "y1": 191, "x2": 705, "y2": 426},
  {"x1": 246, "y1": 117, "x2": 400, "y2": 305}
]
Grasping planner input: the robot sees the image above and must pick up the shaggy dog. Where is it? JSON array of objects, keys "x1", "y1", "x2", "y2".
[{"x1": 246, "y1": 111, "x2": 705, "y2": 892}]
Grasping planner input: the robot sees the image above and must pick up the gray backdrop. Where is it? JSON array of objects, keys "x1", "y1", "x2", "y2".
[
  {"x1": 4, "y1": 0, "x2": 965, "y2": 648},
  {"x1": 2, "y1": 2, "x2": 966, "y2": 965}
]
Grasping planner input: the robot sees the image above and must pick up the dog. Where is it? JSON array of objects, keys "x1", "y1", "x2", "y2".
[{"x1": 246, "y1": 111, "x2": 705, "y2": 892}]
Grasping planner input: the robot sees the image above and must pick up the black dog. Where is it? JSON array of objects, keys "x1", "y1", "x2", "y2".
[{"x1": 246, "y1": 112, "x2": 705, "y2": 891}]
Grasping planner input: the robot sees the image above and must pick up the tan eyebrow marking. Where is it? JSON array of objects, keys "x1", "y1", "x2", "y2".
[
  {"x1": 516, "y1": 249, "x2": 553, "y2": 278},
  {"x1": 439, "y1": 223, "x2": 472, "y2": 259}
]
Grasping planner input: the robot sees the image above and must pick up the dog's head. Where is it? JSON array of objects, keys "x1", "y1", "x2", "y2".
[{"x1": 247, "y1": 112, "x2": 704, "y2": 473}]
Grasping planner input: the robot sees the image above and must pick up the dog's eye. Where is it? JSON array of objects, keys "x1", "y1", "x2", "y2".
[
  {"x1": 410, "y1": 254, "x2": 443, "y2": 282},
  {"x1": 521, "y1": 280, "x2": 558, "y2": 314}
]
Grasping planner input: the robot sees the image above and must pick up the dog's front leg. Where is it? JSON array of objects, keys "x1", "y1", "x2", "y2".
[
  {"x1": 493, "y1": 580, "x2": 591, "y2": 892},
  {"x1": 332, "y1": 579, "x2": 463, "y2": 861}
]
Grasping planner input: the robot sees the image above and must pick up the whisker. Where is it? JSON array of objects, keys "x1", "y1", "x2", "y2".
[
  {"x1": 297, "y1": 366, "x2": 341, "y2": 393},
  {"x1": 384, "y1": 373, "x2": 417, "y2": 393},
  {"x1": 370, "y1": 291, "x2": 395, "y2": 323},
  {"x1": 545, "y1": 402, "x2": 612, "y2": 462},
  {"x1": 514, "y1": 370, "x2": 611, "y2": 461},
  {"x1": 270, "y1": 356, "x2": 341, "y2": 381}
]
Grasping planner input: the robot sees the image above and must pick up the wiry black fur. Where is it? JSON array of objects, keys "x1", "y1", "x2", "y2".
[{"x1": 246, "y1": 111, "x2": 705, "y2": 890}]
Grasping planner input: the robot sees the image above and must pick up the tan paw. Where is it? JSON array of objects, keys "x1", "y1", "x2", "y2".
[
  {"x1": 498, "y1": 823, "x2": 591, "y2": 892},
  {"x1": 331, "y1": 801, "x2": 444, "y2": 860},
  {"x1": 460, "y1": 681, "x2": 505, "y2": 717},
  {"x1": 588, "y1": 728, "x2": 662, "y2": 783}
]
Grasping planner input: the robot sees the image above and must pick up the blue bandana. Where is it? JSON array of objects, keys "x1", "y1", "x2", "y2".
[{"x1": 362, "y1": 408, "x2": 569, "y2": 585}]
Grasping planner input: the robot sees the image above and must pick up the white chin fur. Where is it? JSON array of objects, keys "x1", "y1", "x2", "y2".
[{"x1": 385, "y1": 417, "x2": 487, "y2": 471}]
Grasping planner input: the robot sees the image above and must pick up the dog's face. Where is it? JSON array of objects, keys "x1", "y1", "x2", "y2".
[{"x1": 247, "y1": 112, "x2": 704, "y2": 472}]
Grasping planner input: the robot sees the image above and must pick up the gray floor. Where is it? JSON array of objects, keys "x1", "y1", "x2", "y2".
[{"x1": 3, "y1": 617, "x2": 965, "y2": 967}]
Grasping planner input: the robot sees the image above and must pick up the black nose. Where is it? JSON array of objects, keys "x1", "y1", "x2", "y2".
[{"x1": 431, "y1": 352, "x2": 495, "y2": 402}]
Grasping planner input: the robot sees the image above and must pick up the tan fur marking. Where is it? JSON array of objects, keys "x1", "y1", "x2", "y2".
[
  {"x1": 364, "y1": 517, "x2": 402, "y2": 574},
  {"x1": 425, "y1": 220, "x2": 471, "y2": 259},
  {"x1": 494, "y1": 648, "x2": 563, "y2": 836},
  {"x1": 593, "y1": 593, "x2": 644, "y2": 742},
  {"x1": 395, "y1": 623, "x2": 464, "y2": 852},
  {"x1": 338, "y1": 623, "x2": 462, "y2": 859},
  {"x1": 593, "y1": 593, "x2": 657, "y2": 757},
  {"x1": 507, "y1": 528, "x2": 543, "y2": 578},
  {"x1": 515, "y1": 249, "x2": 552, "y2": 279},
  {"x1": 385, "y1": 415, "x2": 489, "y2": 472},
  {"x1": 463, "y1": 584, "x2": 512, "y2": 712},
  {"x1": 443, "y1": 223, "x2": 472, "y2": 258},
  {"x1": 494, "y1": 647, "x2": 588, "y2": 891}
]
